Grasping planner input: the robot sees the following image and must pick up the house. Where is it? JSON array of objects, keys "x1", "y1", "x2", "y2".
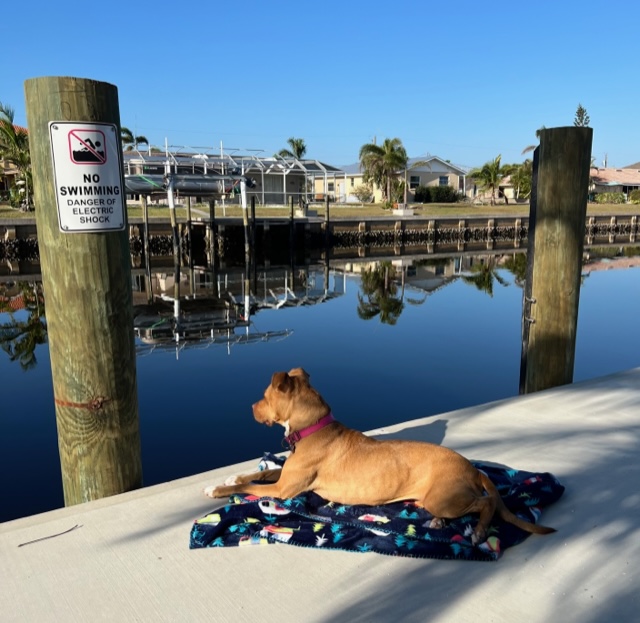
[
  {"x1": 0, "y1": 125, "x2": 28, "y2": 200},
  {"x1": 589, "y1": 167, "x2": 640, "y2": 199},
  {"x1": 316, "y1": 156, "x2": 469, "y2": 204},
  {"x1": 122, "y1": 151, "x2": 344, "y2": 206}
]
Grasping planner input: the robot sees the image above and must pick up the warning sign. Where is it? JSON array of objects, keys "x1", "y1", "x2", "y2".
[{"x1": 49, "y1": 122, "x2": 125, "y2": 233}]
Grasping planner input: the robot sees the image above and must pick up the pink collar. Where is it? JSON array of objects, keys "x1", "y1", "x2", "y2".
[{"x1": 284, "y1": 413, "x2": 335, "y2": 452}]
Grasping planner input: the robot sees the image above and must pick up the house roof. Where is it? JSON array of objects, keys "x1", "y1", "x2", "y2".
[
  {"x1": 122, "y1": 152, "x2": 344, "y2": 175},
  {"x1": 590, "y1": 167, "x2": 640, "y2": 187},
  {"x1": 339, "y1": 155, "x2": 468, "y2": 176}
]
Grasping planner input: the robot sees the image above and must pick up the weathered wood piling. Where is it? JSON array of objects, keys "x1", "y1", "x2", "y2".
[
  {"x1": 24, "y1": 76, "x2": 142, "y2": 507},
  {"x1": 520, "y1": 126, "x2": 593, "y2": 394}
]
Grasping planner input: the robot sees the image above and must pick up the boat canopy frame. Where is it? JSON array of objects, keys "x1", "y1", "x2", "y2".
[{"x1": 123, "y1": 144, "x2": 344, "y2": 205}]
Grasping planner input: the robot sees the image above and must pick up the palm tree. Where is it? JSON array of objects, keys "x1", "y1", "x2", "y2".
[
  {"x1": 509, "y1": 159, "x2": 533, "y2": 201},
  {"x1": 522, "y1": 126, "x2": 546, "y2": 155},
  {"x1": 121, "y1": 126, "x2": 149, "y2": 151},
  {"x1": 468, "y1": 155, "x2": 515, "y2": 205},
  {"x1": 277, "y1": 137, "x2": 307, "y2": 159},
  {"x1": 0, "y1": 102, "x2": 32, "y2": 210},
  {"x1": 359, "y1": 138, "x2": 408, "y2": 203}
]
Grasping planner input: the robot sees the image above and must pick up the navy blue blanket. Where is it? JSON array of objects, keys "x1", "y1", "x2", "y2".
[{"x1": 190, "y1": 454, "x2": 564, "y2": 561}]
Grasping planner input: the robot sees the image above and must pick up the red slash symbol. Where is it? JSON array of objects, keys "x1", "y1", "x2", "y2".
[{"x1": 69, "y1": 129, "x2": 107, "y2": 164}]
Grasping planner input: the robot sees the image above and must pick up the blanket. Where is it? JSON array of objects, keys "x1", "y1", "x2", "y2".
[{"x1": 190, "y1": 454, "x2": 564, "y2": 561}]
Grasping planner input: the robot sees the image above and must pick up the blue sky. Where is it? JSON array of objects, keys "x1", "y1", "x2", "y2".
[{"x1": 5, "y1": 0, "x2": 638, "y2": 169}]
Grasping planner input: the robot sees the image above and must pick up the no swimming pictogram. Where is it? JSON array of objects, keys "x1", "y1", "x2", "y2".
[{"x1": 68, "y1": 129, "x2": 107, "y2": 164}]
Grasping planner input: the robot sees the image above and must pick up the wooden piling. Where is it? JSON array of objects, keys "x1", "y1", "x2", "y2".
[
  {"x1": 24, "y1": 76, "x2": 142, "y2": 506},
  {"x1": 520, "y1": 126, "x2": 593, "y2": 394}
]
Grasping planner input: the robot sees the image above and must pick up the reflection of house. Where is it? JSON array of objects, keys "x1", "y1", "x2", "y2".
[
  {"x1": 122, "y1": 151, "x2": 343, "y2": 206},
  {"x1": 320, "y1": 156, "x2": 469, "y2": 204},
  {"x1": 589, "y1": 167, "x2": 640, "y2": 199},
  {"x1": 334, "y1": 254, "x2": 502, "y2": 294}
]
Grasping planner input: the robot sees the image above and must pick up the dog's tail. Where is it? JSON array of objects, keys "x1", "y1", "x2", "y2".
[{"x1": 479, "y1": 472, "x2": 556, "y2": 536}]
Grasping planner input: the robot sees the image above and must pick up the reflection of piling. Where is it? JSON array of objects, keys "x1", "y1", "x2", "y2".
[
  {"x1": 289, "y1": 196, "x2": 296, "y2": 268},
  {"x1": 207, "y1": 199, "x2": 217, "y2": 268},
  {"x1": 186, "y1": 196, "x2": 193, "y2": 265},
  {"x1": 520, "y1": 126, "x2": 593, "y2": 394},
  {"x1": 251, "y1": 196, "x2": 256, "y2": 250},
  {"x1": 324, "y1": 196, "x2": 331, "y2": 250},
  {"x1": 141, "y1": 195, "x2": 152, "y2": 303},
  {"x1": 24, "y1": 76, "x2": 142, "y2": 506},
  {"x1": 289, "y1": 196, "x2": 295, "y2": 247}
]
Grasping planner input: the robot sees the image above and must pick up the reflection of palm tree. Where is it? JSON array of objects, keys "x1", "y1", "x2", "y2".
[
  {"x1": 356, "y1": 262, "x2": 405, "y2": 325},
  {"x1": 461, "y1": 259, "x2": 508, "y2": 297},
  {"x1": 0, "y1": 282, "x2": 47, "y2": 370},
  {"x1": 502, "y1": 253, "x2": 527, "y2": 287}
]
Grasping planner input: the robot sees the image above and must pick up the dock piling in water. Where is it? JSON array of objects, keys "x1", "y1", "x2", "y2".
[
  {"x1": 520, "y1": 126, "x2": 593, "y2": 394},
  {"x1": 24, "y1": 76, "x2": 142, "y2": 506}
]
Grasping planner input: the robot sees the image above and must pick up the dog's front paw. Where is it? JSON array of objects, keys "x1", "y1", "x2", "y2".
[
  {"x1": 203, "y1": 485, "x2": 224, "y2": 498},
  {"x1": 224, "y1": 475, "x2": 240, "y2": 486}
]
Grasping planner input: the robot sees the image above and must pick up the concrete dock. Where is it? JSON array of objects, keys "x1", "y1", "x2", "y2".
[{"x1": 2, "y1": 368, "x2": 639, "y2": 622}]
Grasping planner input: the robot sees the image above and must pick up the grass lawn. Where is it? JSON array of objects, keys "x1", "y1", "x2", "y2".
[{"x1": 1, "y1": 201, "x2": 639, "y2": 222}]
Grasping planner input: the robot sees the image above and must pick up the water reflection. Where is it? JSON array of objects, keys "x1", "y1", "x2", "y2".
[
  {"x1": 0, "y1": 281, "x2": 47, "y2": 369},
  {"x1": 3, "y1": 242, "x2": 640, "y2": 523},
  {"x1": 2, "y1": 243, "x2": 640, "y2": 368},
  {"x1": 355, "y1": 262, "x2": 403, "y2": 325}
]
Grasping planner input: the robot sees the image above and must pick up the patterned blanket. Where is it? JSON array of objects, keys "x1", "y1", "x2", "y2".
[{"x1": 190, "y1": 454, "x2": 564, "y2": 561}]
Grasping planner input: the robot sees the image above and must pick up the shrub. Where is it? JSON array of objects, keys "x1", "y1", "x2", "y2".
[
  {"x1": 594, "y1": 192, "x2": 626, "y2": 204},
  {"x1": 629, "y1": 189, "x2": 640, "y2": 204},
  {"x1": 352, "y1": 184, "x2": 373, "y2": 203},
  {"x1": 414, "y1": 185, "x2": 432, "y2": 203},
  {"x1": 414, "y1": 185, "x2": 460, "y2": 203},
  {"x1": 430, "y1": 185, "x2": 461, "y2": 203}
]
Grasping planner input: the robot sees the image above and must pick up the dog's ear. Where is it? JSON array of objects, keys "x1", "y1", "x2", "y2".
[
  {"x1": 288, "y1": 367, "x2": 310, "y2": 383},
  {"x1": 271, "y1": 371, "x2": 295, "y2": 393}
]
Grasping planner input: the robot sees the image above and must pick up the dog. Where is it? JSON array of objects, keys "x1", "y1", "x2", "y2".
[{"x1": 204, "y1": 368, "x2": 556, "y2": 545}]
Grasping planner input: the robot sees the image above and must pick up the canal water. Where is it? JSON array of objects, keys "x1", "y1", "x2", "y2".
[{"x1": 1, "y1": 247, "x2": 639, "y2": 523}]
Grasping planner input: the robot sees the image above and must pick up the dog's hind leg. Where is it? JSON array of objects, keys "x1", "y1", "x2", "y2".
[{"x1": 467, "y1": 495, "x2": 497, "y2": 545}]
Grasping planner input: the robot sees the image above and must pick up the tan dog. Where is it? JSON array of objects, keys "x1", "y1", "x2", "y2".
[{"x1": 204, "y1": 368, "x2": 556, "y2": 545}]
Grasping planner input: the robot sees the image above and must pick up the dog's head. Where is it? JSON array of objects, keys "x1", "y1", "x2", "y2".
[{"x1": 252, "y1": 368, "x2": 330, "y2": 432}]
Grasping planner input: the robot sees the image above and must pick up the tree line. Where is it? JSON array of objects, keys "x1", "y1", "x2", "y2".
[{"x1": 0, "y1": 104, "x2": 590, "y2": 210}]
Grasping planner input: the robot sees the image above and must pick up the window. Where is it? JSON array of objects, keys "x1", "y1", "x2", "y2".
[
  {"x1": 328, "y1": 182, "x2": 335, "y2": 192},
  {"x1": 439, "y1": 176, "x2": 448, "y2": 186},
  {"x1": 350, "y1": 177, "x2": 355, "y2": 187},
  {"x1": 410, "y1": 175, "x2": 420, "y2": 190}
]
